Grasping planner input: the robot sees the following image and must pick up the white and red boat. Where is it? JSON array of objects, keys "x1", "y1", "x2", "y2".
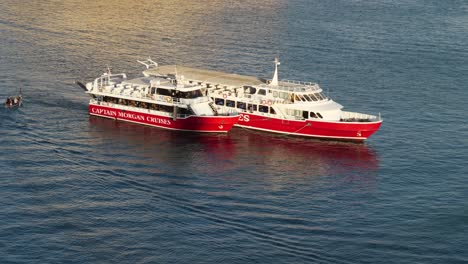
[
  {"x1": 143, "y1": 58, "x2": 382, "y2": 142},
  {"x1": 79, "y1": 59, "x2": 239, "y2": 133}
]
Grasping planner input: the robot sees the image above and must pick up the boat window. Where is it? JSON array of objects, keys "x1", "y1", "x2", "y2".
[
  {"x1": 298, "y1": 95, "x2": 308, "y2": 102},
  {"x1": 316, "y1": 112, "x2": 323, "y2": 118},
  {"x1": 177, "y1": 107, "x2": 191, "y2": 116},
  {"x1": 149, "y1": 103, "x2": 165, "y2": 111},
  {"x1": 313, "y1": 93, "x2": 322, "y2": 100},
  {"x1": 302, "y1": 94, "x2": 312, "y2": 101},
  {"x1": 159, "y1": 105, "x2": 174, "y2": 113},
  {"x1": 259, "y1": 105, "x2": 268, "y2": 113},
  {"x1": 258, "y1": 89, "x2": 266, "y2": 95},
  {"x1": 226, "y1": 100, "x2": 235, "y2": 107},
  {"x1": 180, "y1": 91, "x2": 188, "y2": 98},
  {"x1": 244, "y1": 86, "x2": 256, "y2": 94},
  {"x1": 215, "y1": 98, "x2": 225, "y2": 106},
  {"x1": 157, "y1": 88, "x2": 171, "y2": 96},
  {"x1": 180, "y1": 90, "x2": 203, "y2": 99},
  {"x1": 122, "y1": 100, "x2": 134, "y2": 106},
  {"x1": 310, "y1": 112, "x2": 317, "y2": 118},
  {"x1": 269, "y1": 107, "x2": 276, "y2": 114},
  {"x1": 247, "y1": 104, "x2": 257, "y2": 112},
  {"x1": 151, "y1": 87, "x2": 156, "y2": 94},
  {"x1": 302, "y1": 111, "x2": 308, "y2": 119},
  {"x1": 309, "y1": 93, "x2": 318, "y2": 101},
  {"x1": 237, "y1": 101, "x2": 246, "y2": 110}
]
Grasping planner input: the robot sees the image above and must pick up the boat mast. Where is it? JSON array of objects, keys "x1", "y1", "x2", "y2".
[
  {"x1": 106, "y1": 65, "x2": 111, "y2": 84},
  {"x1": 270, "y1": 57, "x2": 280, "y2": 86}
]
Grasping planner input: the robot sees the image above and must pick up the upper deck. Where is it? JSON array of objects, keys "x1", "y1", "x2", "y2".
[
  {"x1": 144, "y1": 65, "x2": 322, "y2": 94},
  {"x1": 144, "y1": 65, "x2": 265, "y2": 88}
]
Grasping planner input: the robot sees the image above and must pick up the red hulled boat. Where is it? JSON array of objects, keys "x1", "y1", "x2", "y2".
[
  {"x1": 143, "y1": 58, "x2": 382, "y2": 142},
  {"x1": 80, "y1": 59, "x2": 239, "y2": 133}
]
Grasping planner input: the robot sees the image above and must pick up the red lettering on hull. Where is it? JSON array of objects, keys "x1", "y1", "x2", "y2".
[{"x1": 89, "y1": 104, "x2": 238, "y2": 133}]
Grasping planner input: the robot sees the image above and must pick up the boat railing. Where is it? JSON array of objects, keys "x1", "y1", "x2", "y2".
[
  {"x1": 340, "y1": 111, "x2": 380, "y2": 122},
  {"x1": 217, "y1": 106, "x2": 239, "y2": 116},
  {"x1": 177, "y1": 96, "x2": 211, "y2": 105},
  {"x1": 280, "y1": 79, "x2": 317, "y2": 87},
  {"x1": 258, "y1": 81, "x2": 321, "y2": 93},
  {"x1": 93, "y1": 73, "x2": 127, "y2": 90},
  {"x1": 90, "y1": 90, "x2": 213, "y2": 107}
]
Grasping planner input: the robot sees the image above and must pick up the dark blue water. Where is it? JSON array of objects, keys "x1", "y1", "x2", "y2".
[{"x1": 1, "y1": 0, "x2": 467, "y2": 263}]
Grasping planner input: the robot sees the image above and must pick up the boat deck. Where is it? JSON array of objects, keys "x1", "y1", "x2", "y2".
[{"x1": 144, "y1": 65, "x2": 266, "y2": 88}]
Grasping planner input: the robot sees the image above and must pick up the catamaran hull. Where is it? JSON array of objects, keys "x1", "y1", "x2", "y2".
[
  {"x1": 89, "y1": 103, "x2": 239, "y2": 133},
  {"x1": 236, "y1": 113, "x2": 382, "y2": 141}
]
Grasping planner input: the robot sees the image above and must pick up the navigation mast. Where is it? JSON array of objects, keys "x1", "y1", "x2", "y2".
[{"x1": 270, "y1": 57, "x2": 280, "y2": 86}]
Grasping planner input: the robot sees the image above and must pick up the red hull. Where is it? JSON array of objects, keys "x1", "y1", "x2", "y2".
[
  {"x1": 237, "y1": 113, "x2": 382, "y2": 141},
  {"x1": 89, "y1": 104, "x2": 239, "y2": 133}
]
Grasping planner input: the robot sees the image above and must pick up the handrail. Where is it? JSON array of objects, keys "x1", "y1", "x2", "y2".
[
  {"x1": 257, "y1": 81, "x2": 321, "y2": 93},
  {"x1": 280, "y1": 79, "x2": 317, "y2": 86},
  {"x1": 340, "y1": 111, "x2": 380, "y2": 122}
]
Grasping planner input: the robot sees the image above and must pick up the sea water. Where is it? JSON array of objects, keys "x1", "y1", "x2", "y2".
[{"x1": 1, "y1": 0, "x2": 467, "y2": 263}]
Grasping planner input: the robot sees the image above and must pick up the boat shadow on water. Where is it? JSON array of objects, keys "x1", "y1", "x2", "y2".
[{"x1": 87, "y1": 116, "x2": 379, "y2": 182}]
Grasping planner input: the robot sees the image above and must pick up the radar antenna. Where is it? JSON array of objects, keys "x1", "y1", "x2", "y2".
[{"x1": 137, "y1": 56, "x2": 159, "y2": 69}]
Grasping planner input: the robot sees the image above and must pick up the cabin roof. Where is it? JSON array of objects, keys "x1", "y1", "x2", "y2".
[
  {"x1": 144, "y1": 65, "x2": 266, "y2": 87},
  {"x1": 122, "y1": 76, "x2": 163, "y2": 86},
  {"x1": 122, "y1": 76, "x2": 201, "y2": 91}
]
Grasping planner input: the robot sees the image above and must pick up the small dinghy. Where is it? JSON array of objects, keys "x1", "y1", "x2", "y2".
[{"x1": 5, "y1": 89, "x2": 23, "y2": 108}]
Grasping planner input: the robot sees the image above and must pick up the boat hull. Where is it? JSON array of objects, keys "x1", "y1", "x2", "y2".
[
  {"x1": 89, "y1": 103, "x2": 239, "y2": 133},
  {"x1": 236, "y1": 113, "x2": 382, "y2": 141}
]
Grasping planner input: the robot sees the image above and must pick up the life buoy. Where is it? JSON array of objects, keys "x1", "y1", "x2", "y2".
[
  {"x1": 268, "y1": 100, "x2": 272, "y2": 106},
  {"x1": 223, "y1": 94, "x2": 227, "y2": 99},
  {"x1": 261, "y1": 100, "x2": 266, "y2": 105}
]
